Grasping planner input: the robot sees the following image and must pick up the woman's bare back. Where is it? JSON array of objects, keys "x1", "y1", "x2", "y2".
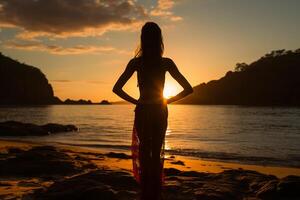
[
  {"x1": 135, "y1": 57, "x2": 168, "y2": 103},
  {"x1": 117, "y1": 57, "x2": 193, "y2": 104}
]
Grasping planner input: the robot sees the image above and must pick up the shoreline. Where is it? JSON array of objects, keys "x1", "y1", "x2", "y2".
[
  {"x1": 1, "y1": 139, "x2": 300, "y2": 199},
  {"x1": 1, "y1": 138, "x2": 299, "y2": 178}
]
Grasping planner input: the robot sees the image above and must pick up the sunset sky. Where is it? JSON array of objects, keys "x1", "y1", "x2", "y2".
[{"x1": 0, "y1": 0, "x2": 300, "y2": 102}]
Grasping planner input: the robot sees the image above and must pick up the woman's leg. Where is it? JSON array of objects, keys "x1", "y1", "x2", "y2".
[
  {"x1": 139, "y1": 136, "x2": 153, "y2": 200},
  {"x1": 151, "y1": 135, "x2": 164, "y2": 200},
  {"x1": 134, "y1": 105, "x2": 168, "y2": 200},
  {"x1": 135, "y1": 107, "x2": 153, "y2": 200},
  {"x1": 151, "y1": 106, "x2": 168, "y2": 200}
]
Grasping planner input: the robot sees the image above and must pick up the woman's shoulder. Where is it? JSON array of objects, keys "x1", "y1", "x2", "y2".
[
  {"x1": 131, "y1": 57, "x2": 144, "y2": 65},
  {"x1": 129, "y1": 57, "x2": 175, "y2": 71},
  {"x1": 129, "y1": 57, "x2": 139, "y2": 64},
  {"x1": 162, "y1": 57, "x2": 175, "y2": 70},
  {"x1": 127, "y1": 57, "x2": 141, "y2": 70},
  {"x1": 162, "y1": 57, "x2": 172, "y2": 62}
]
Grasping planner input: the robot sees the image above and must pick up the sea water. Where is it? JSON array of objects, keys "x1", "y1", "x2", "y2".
[{"x1": 0, "y1": 105, "x2": 299, "y2": 167}]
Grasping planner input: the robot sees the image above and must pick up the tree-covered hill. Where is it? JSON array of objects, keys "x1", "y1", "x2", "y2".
[
  {"x1": 177, "y1": 49, "x2": 300, "y2": 106},
  {"x1": 0, "y1": 53, "x2": 61, "y2": 104}
]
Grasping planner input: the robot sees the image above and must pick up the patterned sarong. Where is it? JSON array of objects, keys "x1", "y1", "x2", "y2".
[{"x1": 131, "y1": 103, "x2": 168, "y2": 185}]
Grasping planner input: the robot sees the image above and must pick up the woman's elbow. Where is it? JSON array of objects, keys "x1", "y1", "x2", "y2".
[
  {"x1": 183, "y1": 87, "x2": 193, "y2": 96},
  {"x1": 186, "y1": 86, "x2": 193, "y2": 94},
  {"x1": 112, "y1": 86, "x2": 120, "y2": 94}
]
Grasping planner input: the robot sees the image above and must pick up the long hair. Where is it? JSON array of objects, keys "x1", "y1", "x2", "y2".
[{"x1": 135, "y1": 22, "x2": 164, "y2": 62}]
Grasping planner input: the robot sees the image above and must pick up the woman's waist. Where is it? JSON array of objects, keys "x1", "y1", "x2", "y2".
[
  {"x1": 137, "y1": 97, "x2": 167, "y2": 105},
  {"x1": 135, "y1": 103, "x2": 168, "y2": 115},
  {"x1": 135, "y1": 98, "x2": 167, "y2": 110}
]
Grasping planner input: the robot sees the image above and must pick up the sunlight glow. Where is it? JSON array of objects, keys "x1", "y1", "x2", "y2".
[{"x1": 163, "y1": 84, "x2": 178, "y2": 98}]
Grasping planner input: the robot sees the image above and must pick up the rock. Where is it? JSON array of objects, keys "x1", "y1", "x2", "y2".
[
  {"x1": 170, "y1": 160, "x2": 185, "y2": 166},
  {"x1": 0, "y1": 181, "x2": 12, "y2": 186},
  {"x1": 195, "y1": 191, "x2": 235, "y2": 200},
  {"x1": 255, "y1": 175, "x2": 300, "y2": 199},
  {"x1": 1, "y1": 143, "x2": 299, "y2": 200},
  {"x1": 42, "y1": 123, "x2": 78, "y2": 133},
  {"x1": 0, "y1": 121, "x2": 78, "y2": 136},
  {"x1": 180, "y1": 171, "x2": 202, "y2": 177},
  {"x1": 99, "y1": 100, "x2": 111, "y2": 105},
  {"x1": 277, "y1": 175, "x2": 300, "y2": 198},
  {"x1": 8, "y1": 147, "x2": 25, "y2": 154},
  {"x1": 253, "y1": 179, "x2": 279, "y2": 199},
  {"x1": 27, "y1": 170, "x2": 137, "y2": 200},
  {"x1": 164, "y1": 184, "x2": 182, "y2": 194},
  {"x1": 64, "y1": 99, "x2": 93, "y2": 104},
  {"x1": 0, "y1": 121, "x2": 47, "y2": 136},
  {"x1": 18, "y1": 181, "x2": 41, "y2": 187},
  {"x1": 80, "y1": 187, "x2": 117, "y2": 200},
  {"x1": 165, "y1": 169, "x2": 300, "y2": 200},
  {"x1": 164, "y1": 168, "x2": 181, "y2": 176},
  {"x1": 106, "y1": 152, "x2": 131, "y2": 159},
  {"x1": 0, "y1": 146, "x2": 81, "y2": 178},
  {"x1": 166, "y1": 176, "x2": 181, "y2": 181},
  {"x1": 116, "y1": 190, "x2": 137, "y2": 200}
]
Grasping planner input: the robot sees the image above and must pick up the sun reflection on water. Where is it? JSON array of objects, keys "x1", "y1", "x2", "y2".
[{"x1": 165, "y1": 128, "x2": 172, "y2": 150}]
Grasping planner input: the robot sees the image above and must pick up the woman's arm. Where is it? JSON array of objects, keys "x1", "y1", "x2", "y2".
[
  {"x1": 166, "y1": 58, "x2": 193, "y2": 104},
  {"x1": 112, "y1": 59, "x2": 138, "y2": 105}
]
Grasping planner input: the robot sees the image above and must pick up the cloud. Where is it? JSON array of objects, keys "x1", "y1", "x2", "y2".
[
  {"x1": 51, "y1": 80, "x2": 108, "y2": 85},
  {"x1": 0, "y1": 0, "x2": 147, "y2": 39},
  {"x1": 157, "y1": 0, "x2": 175, "y2": 10},
  {"x1": 0, "y1": 0, "x2": 183, "y2": 54},
  {"x1": 4, "y1": 41, "x2": 131, "y2": 55},
  {"x1": 150, "y1": 0, "x2": 183, "y2": 21},
  {"x1": 51, "y1": 80, "x2": 72, "y2": 83}
]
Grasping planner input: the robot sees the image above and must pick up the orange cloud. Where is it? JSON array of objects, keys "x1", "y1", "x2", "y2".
[
  {"x1": 150, "y1": 0, "x2": 183, "y2": 21},
  {"x1": 4, "y1": 41, "x2": 131, "y2": 55},
  {"x1": 0, "y1": 0, "x2": 183, "y2": 54},
  {"x1": 0, "y1": 0, "x2": 147, "y2": 39},
  {"x1": 51, "y1": 80, "x2": 108, "y2": 85}
]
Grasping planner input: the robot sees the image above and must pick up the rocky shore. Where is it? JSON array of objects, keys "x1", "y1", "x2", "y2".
[{"x1": 0, "y1": 142, "x2": 299, "y2": 200}]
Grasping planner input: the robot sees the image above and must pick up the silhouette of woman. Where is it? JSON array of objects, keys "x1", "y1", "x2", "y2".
[{"x1": 113, "y1": 22, "x2": 193, "y2": 200}]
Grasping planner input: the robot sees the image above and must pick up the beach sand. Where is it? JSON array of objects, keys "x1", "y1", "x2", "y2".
[{"x1": 0, "y1": 139, "x2": 299, "y2": 200}]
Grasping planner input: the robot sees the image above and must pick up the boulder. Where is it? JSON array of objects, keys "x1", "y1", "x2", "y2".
[
  {"x1": 0, "y1": 121, "x2": 78, "y2": 136},
  {"x1": 0, "y1": 146, "x2": 81, "y2": 178}
]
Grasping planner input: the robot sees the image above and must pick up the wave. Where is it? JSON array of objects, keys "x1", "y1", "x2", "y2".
[
  {"x1": 54, "y1": 141, "x2": 300, "y2": 168},
  {"x1": 166, "y1": 149, "x2": 300, "y2": 168}
]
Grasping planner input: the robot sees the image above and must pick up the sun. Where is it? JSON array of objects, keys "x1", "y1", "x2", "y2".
[{"x1": 163, "y1": 84, "x2": 178, "y2": 98}]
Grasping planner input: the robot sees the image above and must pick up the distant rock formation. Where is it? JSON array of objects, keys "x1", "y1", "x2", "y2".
[
  {"x1": 64, "y1": 99, "x2": 93, "y2": 104},
  {"x1": 110, "y1": 100, "x2": 130, "y2": 104},
  {"x1": 99, "y1": 100, "x2": 111, "y2": 105},
  {"x1": 177, "y1": 49, "x2": 300, "y2": 106},
  {"x1": 0, "y1": 53, "x2": 61, "y2": 104}
]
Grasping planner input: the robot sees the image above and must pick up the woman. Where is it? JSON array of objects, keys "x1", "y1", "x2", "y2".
[{"x1": 112, "y1": 22, "x2": 193, "y2": 200}]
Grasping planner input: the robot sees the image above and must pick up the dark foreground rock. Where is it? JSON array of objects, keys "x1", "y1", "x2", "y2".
[
  {"x1": 0, "y1": 145, "x2": 299, "y2": 200},
  {"x1": 0, "y1": 146, "x2": 95, "y2": 178},
  {"x1": 28, "y1": 170, "x2": 138, "y2": 200},
  {"x1": 0, "y1": 121, "x2": 78, "y2": 136},
  {"x1": 106, "y1": 152, "x2": 131, "y2": 159},
  {"x1": 163, "y1": 168, "x2": 300, "y2": 200},
  {"x1": 25, "y1": 167, "x2": 300, "y2": 200}
]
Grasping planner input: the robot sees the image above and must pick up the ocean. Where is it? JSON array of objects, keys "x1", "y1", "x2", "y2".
[{"x1": 0, "y1": 105, "x2": 299, "y2": 168}]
